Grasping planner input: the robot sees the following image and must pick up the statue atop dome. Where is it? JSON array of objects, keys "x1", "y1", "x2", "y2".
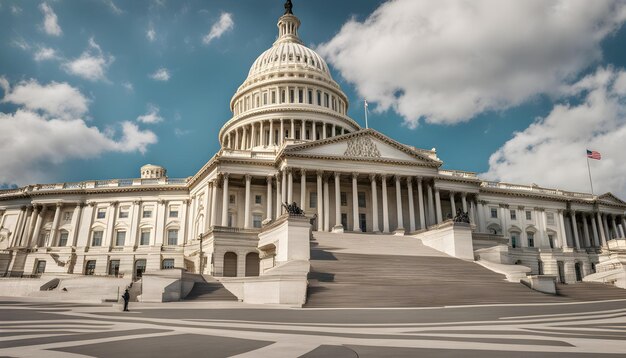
[{"x1": 284, "y1": 0, "x2": 293, "y2": 15}]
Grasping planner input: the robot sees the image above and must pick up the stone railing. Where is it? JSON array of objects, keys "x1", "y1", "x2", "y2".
[
  {"x1": 439, "y1": 169, "x2": 478, "y2": 179},
  {"x1": 480, "y1": 181, "x2": 595, "y2": 200},
  {"x1": 0, "y1": 177, "x2": 190, "y2": 197}
]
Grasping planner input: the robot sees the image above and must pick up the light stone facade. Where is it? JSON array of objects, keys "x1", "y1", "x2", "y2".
[{"x1": 1, "y1": 6, "x2": 626, "y2": 285}]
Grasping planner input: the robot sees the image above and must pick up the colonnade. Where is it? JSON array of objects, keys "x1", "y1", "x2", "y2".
[
  {"x1": 568, "y1": 210, "x2": 626, "y2": 249},
  {"x1": 224, "y1": 118, "x2": 351, "y2": 150}
]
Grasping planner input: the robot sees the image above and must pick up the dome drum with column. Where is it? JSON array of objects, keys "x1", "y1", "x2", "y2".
[{"x1": 219, "y1": 11, "x2": 358, "y2": 149}]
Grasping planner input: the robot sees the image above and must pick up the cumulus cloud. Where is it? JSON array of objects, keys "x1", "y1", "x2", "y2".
[
  {"x1": 122, "y1": 81, "x2": 134, "y2": 92},
  {"x1": 11, "y1": 5, "x2": 22, "y2": 15},
  {"x1": 39, "y1": 3, "x2": 62, "y2": 36},
  {"x1": 317, "y1": 0, "x2": 626, "y2": 127},
  {"x1": 33, "y1": 47, "x2": 58, "y2": 61},
  {"x1": 202, "y1": 12, "x2": 234, "y2": 45},
  {"x1": 62, "y1": 38, "x2": 114, "y2": 81},
  {"x1": 1, "y1": 78, "x2": 89, "y2": 118},
  {"x1": 137, "y1": 103, "x2": 163, "y2": 123},
  {"x1": 0, "y1": 78, "x2": 157, "y2": 186},
  {"x1": 483, "y1": 67, "x2": 626, "y2": 198},
  {"x1": 146, "y1": 24, "x2": 156, "y2": 42},
  {"x1": 150, "y1": 67, "x2": 170, "y2": 81}
]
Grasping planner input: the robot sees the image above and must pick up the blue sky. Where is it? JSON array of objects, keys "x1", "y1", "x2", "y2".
[{"x1": 1, "y1": 0, "x2": 626, "y2": 197}]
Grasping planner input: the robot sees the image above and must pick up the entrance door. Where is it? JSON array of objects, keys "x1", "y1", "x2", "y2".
[
  {"x1": 245, "y1": 253, "x2": 260, "y2": 276},
  {"x1": 134, "y1": 259, "x2": 146, "y2": 280},
  {"x1": 223, "y1": 252, "x2": 238, "y2": 277},
  {"x1": 574, "y1": 262, "x2": 583, "y2": 282},
  {"x1": 35, "y1": 260, "x2": 46, "y2": 275},
  {"x1": 359, "y1": 213, "x2": 367, "y2": 232},
  {"x1": 557, "y1": 261, "x2": 566, "y2": 283}
]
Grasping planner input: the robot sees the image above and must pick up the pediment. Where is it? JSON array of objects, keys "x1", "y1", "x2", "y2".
[
  {"x1": 283, "y1": 129, "x2": 441, "y2": 167},
  {"x1": 598, "y1": 193, "x2": 626, "y2": 206}
]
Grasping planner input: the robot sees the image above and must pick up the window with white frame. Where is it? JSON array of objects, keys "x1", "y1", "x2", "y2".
[
  {"x1": 140, "y1": 230, "x2": 150, "y2": 246},
  {"x1": 229, "y1": 194, "x2": 236, "y2": 205},
  {"x1": 167, "y1": 229, "x2": 178, "y2": 245},
  {"x1": 511, "y1": 233, "x2": 519, "y2": 248},
  {"x1": 527, "y1": 232, "x2": 535, "y2": 247},
  {"x1": 119, "y1": 207, "x2": 129, "y2": 219},
  {"x1": 546, "y1": 212, "x2": 555, "y2": 225},
  {"x1": 91, "y1": 230, "x2": 103, "y2": 246},
  {"x1": 255, "y1": 195, "x2": 262, "y2": 205},
  {"x1": 115, "y1": 231, "x2": 126, "y2": 246},
  {"x1": 510, "y1": 209, "x2": 516, "y2": 220},
  {"x1": 162, "y1": 259, "x2": 175, "y2": 269},
  {"x1": 310, "y1": 192, "x2": 317, "y2": 208},
  {"x1": 490, "y1": 208, "x2": 498, "y2": 218},
  {"x1": 340, "y1": 192, "x2": 347, "y2": 206},
  {"x1": 253, "y1": 214, "x2": 262, "y2": 228},
  {"x1": 358, "y1": 192, "x2": 366, "y2": 208},
  {"x1": 96, "y1": 208, "x2": 106, "y2": 219},
  {"x1": 142, "y1": 206, "x2": 153, "y2": 218},
  {"x1": 169, "y1": 206, "x2": 179, "y2": 218},
  {"x1": 526, "y1": 210, "x2": 532, "y2": 220},
  {"x1": 58, "y1": 231, "x2": 69, "y2": 247}
]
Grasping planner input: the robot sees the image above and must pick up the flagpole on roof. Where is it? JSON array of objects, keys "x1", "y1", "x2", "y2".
[
  {"x1": 364, "y1": 99, "x2": 369, "y2": 129},
  {"x1": 586, "y1": 155, "x2": 594, "y2": 196}
]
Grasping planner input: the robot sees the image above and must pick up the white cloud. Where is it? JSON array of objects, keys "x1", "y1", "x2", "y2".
[
  {"x1": 62, "y1": 38, "x2": 114, "y2": 81},
  {"x1": 11, "y1": 5, "x2": 22, "y2": 15},
  {"x1": 1, "y1": 78, "x2": 89, "y2": 119},
  {"x1": 150, "y1": 67, "x2": 170, "y2": 81},
  {"x1": 12, "y1": 38, "x2": 30, "y2": 51},
  {"x1": 317, "y1": 0, "x2": 626, "y2": 127},
  {"x1": 174, "y1": 128, "x2": 190, "y2": 137},
  {"x1": 0, "y1": 79, "x2": 157, "y2": 186},
  {"x1": 202, "y1": 12, "x2": 234, "y2": 45},
  {"x1": 39, "y1": 2, "x2": 62, "y2": 36},
  {"x1": 483, "y1": 67, "x2": 626, "y2": 198},
  {"x1": 122, "y1": 81, "x2": 134, "y2": 92},
  {"x1": 103, "y1": 0, "x2": 123, "y2": 15},
  {"x1": 146, "y1": 24, "x2": 156, "y2": 42},
  {"x1": 137, "y1": 103, "x2": 163, "y2": 123},
  {"x1": 34, "y1": 47, "x2": 58, "y2": 61}
]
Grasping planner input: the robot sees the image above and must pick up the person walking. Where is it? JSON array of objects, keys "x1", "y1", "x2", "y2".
[{"x1": 122, "y1": 288, "x2": 130, "y2": 312}]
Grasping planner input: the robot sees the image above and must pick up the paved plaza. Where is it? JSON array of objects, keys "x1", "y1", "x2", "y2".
[{"x1": 1, "y1": 297, "x2": 626, "y2": 357}]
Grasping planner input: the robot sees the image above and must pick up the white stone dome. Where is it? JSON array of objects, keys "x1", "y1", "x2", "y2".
[{"x1": 247, "y1": 41, "x2": 332, "y2": 81}]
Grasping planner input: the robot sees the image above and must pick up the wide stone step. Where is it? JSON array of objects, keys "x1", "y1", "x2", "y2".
[
  {"x1": 185, "y1": 279, "x2": 238, "y2": 301},
  {"x1": 556, "y1": 282, "x2": 626, "y2": 301}
]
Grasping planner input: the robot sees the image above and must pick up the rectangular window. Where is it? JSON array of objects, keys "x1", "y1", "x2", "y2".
[
  {"x1": 289, "y1": 89, "x2": 294, "y2": 103},
  {"x1": 308, "y1": 90, "x2": 313, "y2": 104},
  {"x1": 317, "y1": 91, "x2": 321, "y2": 105},
  {"x1": 341, "y1": 213, "x2": 348, "y2": 228},
  {"x1": 271, "y1": 91, "x2": 276, "y2": 104},
  {"x1": 255, "y1": 195, "x2": 262, "y2": 205},
  {"x1": 490, "y1": 208, "x2": 498, "y2": 218},
  {"x1": 162, "y1": 259, "x2": 175, "y2": 269},
  {"x1": 97, "y1": 208, "x2": 106, "y2": 219},
  {"x1": 85, "y1": 260, "x2": 96, "y2": 275},
  {"x1": 58, "y1": 232, "x2": 68, "y2": 247},
  {"x1": 546, "y1": 212, "x2": 555, "y2": 225},
  {"x1": 229, "y1": 194, "x2": 236, "y2": 205},
  {"x1": 91, "y1": 231, "x2": 103, "y2": 246},
  {"x1": 253, "y1": 214, "x2": 262, "y2": 228},
  {"x1": 340, "y1": 192, "x2": 347, "y2": 206},
  {"x1": 526, "y1": 210, "x2": 532, "y2": 220},
  {"x1": 140, "y1": 230, "x2": 150, "y2": 246},
  {"x1": 108, "y1": 260, "x2": 120, "y2": 276},
  {"x1": 115, "y1": 231, "x2": 126, "y2": 246},
  {"x1": 228, "y1": 213, "x2": 233, "y2": 227},
  {"x1": 511, "y1": 234, "x2": 518, "y2": 248},
  {"x1": 298, "y1": 89, "x2": 303, "y2": 103},
  {"x1": 169, "y1": 207, "x2": 179, "y2": 218},
  {"x1": 281, "y1": 90, "x2": 286, "y2": 103},
  {"x1": 305, "y1": 129, "x2": 310, "y2": 140},
  {"x1": 295, "y1": 129, "x2": 300, "y2": 139},
  {"x1": 142, "y1": 207, "x2": 153, "y2": 218},
  {"x1": 358, "y1": 192, "x2": 366, "y2": 208},
  {"x1": 510, "y1": 210, "x2": 516, "y2": 220},
  {"x1": 167, "y1": 229, "x2": 178, "y2": 245},
  {"x1": 527, "y1": 232, "x2": 535, "y2": 248},
  {"x1": 263, "y1": 93, "x2": 267, "y2": 105},
  {"x1": 324, "y1": 93, "x2": 329, "y2": 107},
  {"x1": 119, "y1": 207, "x2": 129, "y2": 218},
  {"x1": 310, "y1": 192, "x2": 317, "y2": 208},
  {"x1": 548, "y1": 234, "x2": 554, "y2": 249}
]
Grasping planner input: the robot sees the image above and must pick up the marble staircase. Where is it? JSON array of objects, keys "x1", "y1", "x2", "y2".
[{"x1": 184, "y1": 274, "x2": 238, "y2": 301}]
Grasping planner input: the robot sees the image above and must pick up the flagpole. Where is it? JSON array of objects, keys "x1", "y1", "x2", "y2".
[
  {"x1": 364, "y1": 100, "x2": 369, "y2": 129},
  {"x1": 586, "y1": 156, "x2": 595, "y2": 196}
]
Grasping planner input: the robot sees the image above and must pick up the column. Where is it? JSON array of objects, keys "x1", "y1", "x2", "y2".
[
  {"x1": 275, "y1": 173, "x2": 282, "y2": 218},
  {"x1": 25, "y1": 205, "x2": 40, "y2": 247},
  {"x1": 500, "y1": 204, "x2": 508, "y2": 236},
  {"x1": 179, "y1": 199, "x2": 190, "y2": 244},
  {"x1": 370, "y1": 174, "x2": 379, "y2": 232},
  {"x1": 210, "y1": 181, "x2": 218, "y2": 227},
  {"x1": 31, "y1": 206, "x2": 46, "y2": 247},
  {"x1": 596, "y1": 212, "x2": 607, "y2": 246},
  {"x1": 538, "y1": 209, "x2": 547, "y2": 248},
  {"x1": 49, "y1": 203, "x2": 63, "y2": 246},
  {"x1": 434, "y1": 188, "x2": 443, "y2": 224},
  {"x1": 417, "y1": 178, "x2": 425, "y2": 230},
  {"x1": 395, "y1": 176, "x2": 404, "y2": 230},
  {"x1": 312, "y1": 121, "x2": 317, "y2": 140},
  {"x1": 11, "y1": 207, "x2": 25, "y2": 247},
  {"x1": 427, "y1": 184, "x2": 435, "y2": 226},
  {"x1": 242, "y1": 126, "x2": 247, "y2": 149},
  {"x1": 287, "y1": 168, "x2": 293, "y2": 204},
  {"x1": 235, "y1": 128, "x2": 240, "y2": 149},
  {"x1": 334, "y1": 172, "x2": 342, "y2": 229},
  {"x1": 127, "y1": 200, "x2": 140, "y2": 246},
  {"x1": 266, "y1": 176, "x2": 273, "y2": 221},
  {"x1": 570, "y1": 211, "x2": 581, "y2": 249},
  {"x1": 449, "y1": 192, "x2": 456, "y2": 217},
  {"x1": 322, "y1": 122, "x2": 327, "y2": 139},
  {"x1": 590, "y1": 214, "x2": 600, "y2": 247},
  {"x1": 250, "y1": 123, "x2": 257, "y2": 148},
  {"x1": 469, "y1": 200, "x2": 476, "y2": 225},
  {"x1": 611, "y1": 215, "x2": 619, "y2": 240},
  {"x1": 381, "y1": 175, "x2": 389, "y2": 233},
  {"x1": 461, "y1": 194, "x2": 468, "y2": 213},
  {"x1": 154, "y1": 200, "x2": 166, "y2": 246},
  {"x1": 290, "y1": 118, "x2": 295, "y2": 139},
  {"x1": 70, "y1": 204, "x2": 83, "y2": 247},
  {"x1": 323, "y1": 174, "x2": 330, "y2": 231},
  {"x1": 260, "y1": 121, "x2": 265, "y2": 146},
  {"x1": 301, "y1": 120, "x2": 306, "y2": 140},
  {"x1": 622, "y1": 217, "x2": 626, "y2": 238},
  {"x1": 602, "y1": 214, "x2": 610, "y2": 241},
  {"x1": 300, "y1": 169, "x2": 306, "y2": 209},
  {"x1": 558, "y1": 210, "x2": 568, "y2": 248},
  {"x1": 281, "y1": 169, "x2": 287, "y2": 208},
  {"x1": 221, "y1": 173, "x2": 229, "y2": 226},
  {"x1": 582, "y1": 214, "x2": 591, "y2": 247},
  {"x1": 352, "y1": 173, "x2": 360, "y2": 231},
  {"x1": 317, "y1": 170, "x2": 323, "y2": 231},
  {"x1": 104, "y1": 202, "x2": 117, "y2": 247},
  {"x1": 269, "y1": 120, "x2": 274, "y2": 146},
  {"x1": 332, "y1": 124, "x2": 336, "y2": 137},
  {"x1": 407, "y1": 177, "x2": 415, "y2": 232},
  {"x1": 280, "y1": 119, "x2": 284, "y2": 145},
  {"x1": 477, "y1": 201, "x2": 486, "y2": 232},
  {"x1": 244, "y1": 174, "x2": 251, "y2": 228}
]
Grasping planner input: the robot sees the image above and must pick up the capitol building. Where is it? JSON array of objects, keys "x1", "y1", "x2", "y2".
[{"x1": 1, "y1": 2, "x2": 626, "y2": 293}]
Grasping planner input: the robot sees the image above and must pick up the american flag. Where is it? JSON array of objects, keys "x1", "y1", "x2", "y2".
[{"x1": 587, "y1": 149, "x2": 601, "y2": 160}]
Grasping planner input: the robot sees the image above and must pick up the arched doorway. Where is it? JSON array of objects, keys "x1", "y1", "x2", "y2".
[
  {"x1": 574, "y1": 262, "x2": 583, "y2": 282},
  {"x1": 557, "y1": 261, "x2": 565, "y2": 283},
  {"x1": 223, "y1": 252, "x2": 238, "y2": 277},
  {"x1": 245, "y1": 252, "x2": 260, "y2": 276},
  {"x1": 134, "y1": 259, "x2": 146, "y2": 280}
]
